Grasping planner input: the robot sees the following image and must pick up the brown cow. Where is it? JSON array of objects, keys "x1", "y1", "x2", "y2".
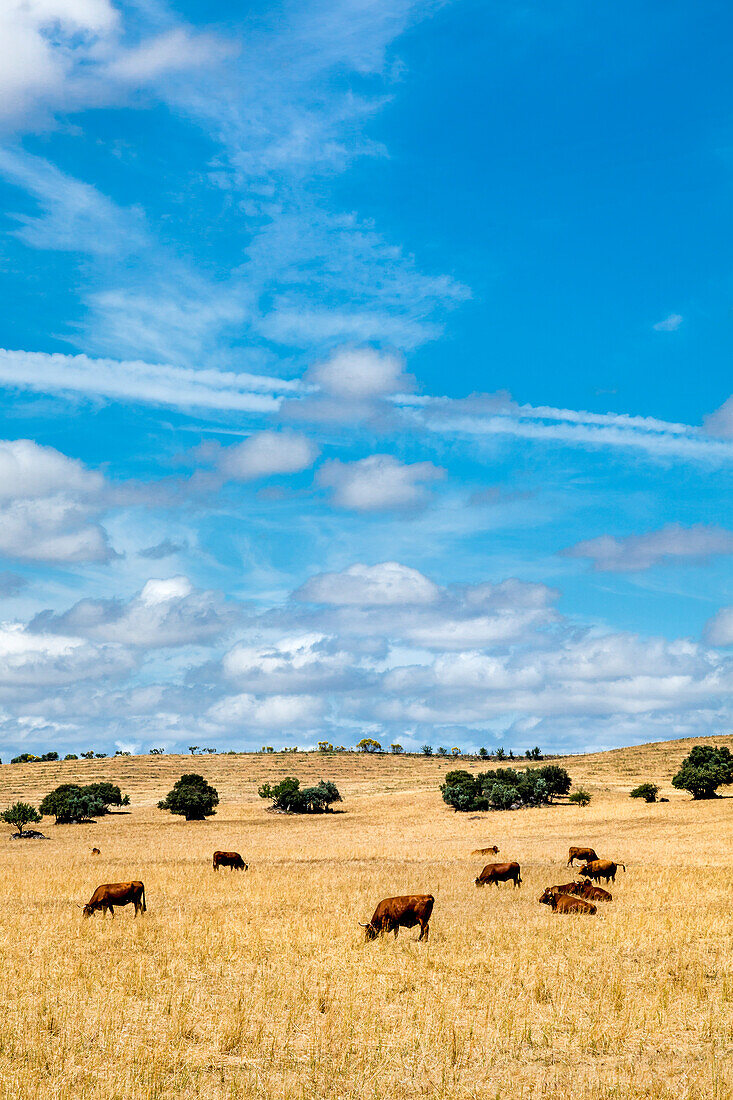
[
  {"x1": 91, "y1": 847, "x2": 100, "y2": 856},
  {"x1": 82, "y1": 881, "x2": 146, "y2": 918},
  {"x1": 475, "y1": 861, "x2": 521, "y2": 887},
  {"x1": 538, "y1": 881, "x2": 584, "y2": 900},
  {"x1": 360, "y1": 895, "x2": 434, "y2": 941},
  {"x1": 213, "y1": 850, "x2": 247, "y2": 871},
  {"x1": 567, "y1": 846, "x2": 598, "y2": 866},
  {"x1": 579, "y1": 859, "x2": 625, "y2": 884},
  {"x1": 573, "y1": 879, "x2": 612, "y2": 902},
  {"x1": 471, "y1": 845, "x2": 500, "y2": 856},
  {"x1": 539, "y1": 888, "x2": 596, "y2": 914}
]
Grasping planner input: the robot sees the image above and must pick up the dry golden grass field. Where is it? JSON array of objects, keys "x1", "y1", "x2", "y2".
[{"x1": 1, "y1": 735, "x2": 732, "y2": 1100}]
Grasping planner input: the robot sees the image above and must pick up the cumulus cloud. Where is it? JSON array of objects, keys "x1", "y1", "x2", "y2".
[
  {"x1": 30, "y1": 575, "x2": 237, "y2": 649},
  {"x1": 653, "y1": 313, "x2": 683, "y2": 332},
  {"x1": 207, "y1": 692, "x2": 325, "y2": 730},
  {"x1": 704, "y1": 607, "x2": 733, "y2": 647},
  {"x1": 0, "y1": 439, "x2": 114, "y2": 564},
  {"x1": 0, "y1": 622, "x2": 135, "y2": 691},
  {"x1": 296, "y1": 561, "x2": 440, "y2": 606},
  {"x1": 218, "y1": 430, "x2": 319, "y2": 481},
  {"x1": 222, "y1": 633, "x2": 369, "y2": 694},
  {"x1": 318, "y1": 454, "x2": 444, "y2": 511},
  {"x1": 564, "y1": 524, "x2": 733, "y2": 572}
]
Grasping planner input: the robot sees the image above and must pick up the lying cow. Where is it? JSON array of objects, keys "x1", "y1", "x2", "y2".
[
  {"x1": 475, "y1": 861, "x2": 521, "y2": 887},
  {"x1": 82, "y1": 881, "x2": 146, "y2": 918},
  {"x1": 360, "y1": 894, "x2": 434, "y2": 941},
  {"x1": 91, "y1": 847, "x2": 100, "y2": 856},
  {"x1": 213, "y1": 850, "x2": 247, "y2": 872},
  {"x1": 573, "y1": 879, "x2": 612, "y2": 902},
  {"x1": 539, "y1": 887, "x2": 596, "y2": 914},
  {"x1": 579, "y1": 859, "x2": 625, "y2": 884},
  {"x1": 471, "y1": 845, "x2": 499, "y2": 856},
  {"x1": 540, "y1": 881, "x2": 585, "y2": 898},
  {"x1": 567, "y1": 846, "x2": 598, "y2": 866}
]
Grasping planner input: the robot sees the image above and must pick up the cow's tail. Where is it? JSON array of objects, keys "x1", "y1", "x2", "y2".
[
  {"x1": 621, "y1": 864, "x2": 626, "y2": 872},
  {"x1": 142, "y1": 883, "x2": 147, "y2": 912}
]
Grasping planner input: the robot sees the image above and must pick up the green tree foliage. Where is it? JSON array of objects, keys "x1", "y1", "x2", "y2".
[
  {"x1": 630, "y1": 782, "x2": 659, "y2": 803},
  {"x1": 1, "y1": 802, "x2": 42, "y2": 835},
  {"x1": 568, "y1": 789, "x2": 592, "y2": 806},
  {"x1": 258, "y1": 777, "x2": 342, "y2": 813},
  {"x1": 390, "y1": 743, "x2": 404, "y2": 754},
  {"x1": 672, "y1": 745, "x2": 733, "y2": 800},
  {"x1": 158, "y1": 774, "x2": 219, "y2": 820},
  {"x1": 421, "y1": 745, "x2": 433, "y2": 755},
  {"x1": 11, "y1": 753, "x2": 38, "y2": 764},
  {"x1": 525, "y1": 746, "x2": 543, "y2": 760},
  {"x1": 441, "y1": 764, "x2": 573, "y2": 812},
  {"x1": 39, "y1": 782, "x2": 129, "y2": 824}
]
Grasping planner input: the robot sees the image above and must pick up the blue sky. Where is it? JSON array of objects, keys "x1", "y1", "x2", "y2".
[{"x1": 0, "y1": 0, "x2": 731, "y2": 757}]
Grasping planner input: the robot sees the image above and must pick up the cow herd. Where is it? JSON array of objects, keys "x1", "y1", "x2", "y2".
[{"x1": 79, "y1": 841, "x2": 625, "y2": 935}]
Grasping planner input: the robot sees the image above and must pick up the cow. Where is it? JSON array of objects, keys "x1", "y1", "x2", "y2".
[
  {"x1": 579, "y1": 859, "x2": 625, "y2": 884},
  {"x1": 567, "y1": 846, "x2": 598, "y2": 867},
  {"x1": 475, "y1": 861, "x2": 521, "y2": 887},
  {"x1": 539, "y1": 888, "x2": 596, "y2": 915},
  {"x1": 573, "y1": 879, "x2": 612, "y2": 902},
  {"x1": 81, "y1": 881, "x2": 146, "y2": 918},
  {"x1": 538, "y1": 881, "x2": 585, "y2": 899},
  {"x1": 360, "y1": 895, "x2": 434, "y2": 941},
  {"x1": 213, "y1": 850, "x2": 247, "y2": 872},
  {"x1": 471, "y1": 845, "x2": 500, "y2": 856},
  {"x1": 91, "y1": 848, "x2": 100, "y2": 856}
]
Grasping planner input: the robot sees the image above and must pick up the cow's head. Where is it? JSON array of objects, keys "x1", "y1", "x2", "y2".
[
  {"x1": 359, "y1": 921, "x2": 377, "y2": 941},
  {"x1": 538, "y1": 888, "x2": 555, "y2": 906},
  {"x1": 81, "y1": 904, "x2": 95, "y2": 918},
  {"x1": 474, "y1": 876, "x2": 484, "y2": 886},
  {"x1": 579, "y1": 864, "x2": 591, "y2": 878}
]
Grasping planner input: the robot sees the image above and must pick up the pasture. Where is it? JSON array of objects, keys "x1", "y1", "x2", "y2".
[{"x1": 0, "y1": 736, "x2": 732, "y2": 1099}]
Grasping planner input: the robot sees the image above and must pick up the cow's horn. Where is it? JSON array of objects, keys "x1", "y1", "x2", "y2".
[{"x1": 358, "y1": 921, "x2": 369, "y2": 927}]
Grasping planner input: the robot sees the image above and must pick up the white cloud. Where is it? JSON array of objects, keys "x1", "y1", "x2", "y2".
[
  {"x1": 0, "y1": 348, "x2": 293, "y2": 413},
  {"x1": 564, "y1": 524, "x2": 733, "y2": 572},
  {"x1": 703, "y1": 395, "x2": 733, "y2": 439},
  {"x1": 296, "y1": 561, "x2": 440, "y2": 606},
  {"x1": 30, "y1": 576, "x2": 237, "y2": 648},
  {"x1": 0, "y1": 622, "x2": 134, "y2": 690},
  {"x1": 653, "y1": 313, "x2": 683, "y2": 332},
  {"x1": 318, "y1": 454, "x2": 444, "y2": 511},
  {"x1": 704, "y1": 607, "x2": 733, "y2": 647},
  {"x1": 0, "y1": 439, "x2": 114, "y2": 564},
  {"x1": 307, "y1": 346, "x2": 413, "y2": 399},
  {"x1": 223, "y1": 633, "x2": 363, "y2": 693},
  {"x1": 107, "y1": 28, "x2": 235, "y2": 83},
  {"x1": 219, "y1": 430, "x2": 318, "y2": 481},
  {"x1": 207, "y1": 692, "x2": 325, "y2": 729}
]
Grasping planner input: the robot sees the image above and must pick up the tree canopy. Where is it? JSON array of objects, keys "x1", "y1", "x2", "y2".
[
  {"x1": 671, "y1": 745, "x2": 733, "y2": 800},
  {"x1": 258, "y1": 777, "x2": 342, "y2": 813},
  {"x1": 39, "y1": 782, "x2": 129, "y2": 824},
  {"x1": 158, "y1": 773, "x2": 219, "y2": 820},
  {"x1": 441, "y1": 765, "x2": 573, "y2": 812}
]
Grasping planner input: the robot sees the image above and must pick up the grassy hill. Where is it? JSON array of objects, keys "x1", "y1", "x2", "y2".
[{"x1": 0, "y1": 734, "x2": 731, "y2": 1099}]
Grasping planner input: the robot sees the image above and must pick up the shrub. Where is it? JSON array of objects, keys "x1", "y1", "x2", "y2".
[
  {"x1": 441, "y1": 764, "x2": 574, "y2": 812},
  {"x1": 356, "y1": 738, "x2": 381, "y2": 753},
  {"x1": 11, "y1": 753, "x2": 38, "y2": 764},
  {"x1": 64, "y1": 754, "x2": 78, "y2": 761},
  {"x1": 672, "y1": 745, "x2": 733, "y2": 800},
  {"x1": 317, "y1": 741, "x2": 333, "y2": 753},
  {"x1": 478, "y1": 747, "x2": 489, "y2": 758},
  {"x1": 39, "y1": 782, "x2": 129, "y2": 824},
  {"x1": 158, "y1": 774, "x2": 218, "y2": 820},
  {"x1": 258, "y1": 777, "x2": 342, "y2": 813},
  {"x1": 390, "y1": 743, "x2": 404, "y2": 754},
  {"x1": 1, "y1": 802, "x2": 42, "y2": 836},
  {"x1": 437, "y1": 746, "x2": 449, "y2": 757},
  {"x1": 525, "y1": 746, "x2": 543, "y2": 760},
  {"x1": 568, "y1": 789, "x2": 591, "y2": 806},
  {"x1": 630, "y1": 782, "x2": 659, "y2": 803},
  {"x1": 421, "y1": 745, "x2": 433, "y2": 755}
]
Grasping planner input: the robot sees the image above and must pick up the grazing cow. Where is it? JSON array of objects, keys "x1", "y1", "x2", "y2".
[
  {"x1": 360, "y1": 895, "x2": 434, "y2": 941},
  {"x1": 573, "y1": 879, "x2": 612, "y2": 902},
  {"x1": 213, "y1": 850, "x2": 247, "y2": 872},
  {"x1": 91, "y1": 848, "x2": 100, "y2": 856},
  {"x1": 82, "y1": 881, "x2": 146, "y2": 918},
  {"x1": 579, "y1": 859, "x2": 625, "y2": 884},
  {"x1": 567, "y1": 846, "x2": 598, "y2": 867},
  {"x1": 475, "y1": 861, "x2": 522, "y2": 887},
  {"x1": 539, "y1": 888, "x2": 596, "y2": 915},
  {"x1": 471, "y1": 845, "x2": 500, "y2": 856}
]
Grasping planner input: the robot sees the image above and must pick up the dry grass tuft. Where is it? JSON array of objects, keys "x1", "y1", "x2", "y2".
[{"x1": 0, "y1": 736, "x2": 731, "y2": 1098}]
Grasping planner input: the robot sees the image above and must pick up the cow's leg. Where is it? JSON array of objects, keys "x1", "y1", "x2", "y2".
[{"x1": 419, "y1": 921, "x2": 429, "y2": 941}]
